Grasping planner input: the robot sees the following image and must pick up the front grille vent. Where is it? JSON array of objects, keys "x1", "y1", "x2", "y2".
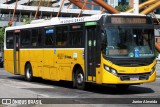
[{"x1": 119, "y1": 74, "x2": 149, "y2": 81}]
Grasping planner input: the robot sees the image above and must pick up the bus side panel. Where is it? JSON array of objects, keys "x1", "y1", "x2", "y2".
[
  {"x1": 20, "y1": 49, "x2": 43, "y2": 77},
  {"x1": 29, "y1": 50, "x2": 43, "y2": 78},
  {"x1": 4, "y1": 50, "x2": 14, "y2": 74},
  {"x1": 43, "y1": 49, "x2": 56, "y2": 80},
  {"x1": 96, "y1": 67, "x2": 102, "y2": 84},
  {"x1": 20, "y1": 50, "x2": 29, "y2": 75},
  {"x1": 50, "y1": 67, "x2": 58, "y2": 81},
  {"x1": 58, "y1": 50, "x2": 72, "y2": 81},
  {"x1": 59, "y1": 66, "x2": 71, "y2": 80},
  {"x1": 58, "y1": 49, "x2": 84, "y2": 81},
  {"x1": 54, "y1": 50, "x2": 66, "y2": 81}
]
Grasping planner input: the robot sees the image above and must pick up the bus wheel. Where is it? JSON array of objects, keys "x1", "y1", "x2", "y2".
[
  {"x1": 25, "y1": 64, "x2": 33, "y2": 82},
  {"x1": 74, "y1": 69, "x2": 85, "y2": 90},
  {"x1": 116, "y1": 85, "x2": 129, "y2": 91}
]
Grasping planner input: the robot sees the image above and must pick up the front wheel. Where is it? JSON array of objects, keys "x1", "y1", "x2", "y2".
[
  {"x1": 25, "y1": 64, "x2": 33, "y2": 82},
  {"x1": 74, "y1": 69, "x2": 85, "y2": 90}
]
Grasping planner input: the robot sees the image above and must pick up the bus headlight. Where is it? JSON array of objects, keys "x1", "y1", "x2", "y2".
[
  {"x1": 110, "y1": 68, "x2": 117, "y2": 76},
  {"x1": 104, "y1": 64, "x2": 118, "y2": 76},
  {"x1": 150, "y1": 66, "x2": 155, "y2": 75}
]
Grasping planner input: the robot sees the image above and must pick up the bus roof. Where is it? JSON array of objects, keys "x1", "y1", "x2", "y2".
[
  {"x1": 5, "y1": 14, "x2": 103, "y2": 31},
  {"x1": 5, "y1": 13, "x2": 147, "y2": 31}
]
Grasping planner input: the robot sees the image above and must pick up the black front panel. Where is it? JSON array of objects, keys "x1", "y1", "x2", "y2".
[
  {"x1": 103, "y1": 55, "x2": 155, "y2": 66},
  {"x1": 85, "y1": 24, "x2": 102, "y2": 81},
  {"x1": 87, "y1": 27, "x2": 96, "y2": 76}
]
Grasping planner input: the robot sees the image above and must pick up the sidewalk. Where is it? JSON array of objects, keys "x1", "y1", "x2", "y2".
[{"x1": 156, "y1": 62, "x2": 160, "y2": 78}]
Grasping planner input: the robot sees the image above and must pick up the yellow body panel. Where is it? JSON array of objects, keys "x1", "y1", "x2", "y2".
[
  {"x1": 98, "y1": 56, "x2": 156, "y2": 84},
  {"x1": 4, "y1": 49, "x2": 84, "y2": 81},
  {"x1": 88, "y1": 76, "x2": 96, "y2": 81},
  {"x1": 4, "y1": 49, "x2": 156, "y2": 85},
  {"x1": 4, "y1": 50, "x2": 14, "y2": 74}
]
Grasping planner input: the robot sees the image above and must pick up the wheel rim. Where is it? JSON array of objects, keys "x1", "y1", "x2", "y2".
[
  {"x1": 77, "y1": 73, "x2": 83, "y2": 84},
  {"x1": 26, "y1": 67, "x2": 31, "y2": 79}
]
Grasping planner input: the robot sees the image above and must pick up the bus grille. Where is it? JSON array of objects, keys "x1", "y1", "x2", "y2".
[{"x1": 119, "y1": 74, "x2": 149, "y2": 81}]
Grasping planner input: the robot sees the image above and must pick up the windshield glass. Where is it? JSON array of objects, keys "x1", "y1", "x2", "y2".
[{"x1": 101, "y1": 27, "x2": 154, "y2": 58}]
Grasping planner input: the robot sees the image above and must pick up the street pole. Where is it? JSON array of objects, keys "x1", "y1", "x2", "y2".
[{"x1": 134, "y1": 0, "x2": 139, "y2": 14}]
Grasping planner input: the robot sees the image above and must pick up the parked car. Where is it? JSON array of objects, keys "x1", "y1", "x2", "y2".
[{"x1": 0, "y1": 57, "x2": 4, "y2": 68}]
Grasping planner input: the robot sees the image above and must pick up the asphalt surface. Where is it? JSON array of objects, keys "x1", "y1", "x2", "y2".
[{"x1": 0, "y1": 63, "x2": 160, "y2": 107}]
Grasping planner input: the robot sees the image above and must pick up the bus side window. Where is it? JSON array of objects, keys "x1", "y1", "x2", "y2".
[
  {"x1": 21, "y1": 29, "x2": 31, "y2": 47},
  {"x1": 69, "y1": 24, "x2": 83, "y2": 47},
  {"x1": 56, "y1": 26, "x2": 68, "y2": 46},
  {"x1": 31, "y1": 28, "x2": 38, "y2": 47},
  {"x1": 6, "y1": 31, "x2": 14, "y2": 49},
  {"x1": 69, "y1": 31, "x2": 82, "y2": 47},
  {"x1": 38, "y1": 28, "x2": 43, "y2": 46},
  {"x1": 45, "y1": 27, "x2": 55, "y2": 46}
]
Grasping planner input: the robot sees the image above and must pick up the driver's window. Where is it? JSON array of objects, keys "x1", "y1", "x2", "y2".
[{"x1": 106, "y1": 29, "x2": 119, "y2": 49}]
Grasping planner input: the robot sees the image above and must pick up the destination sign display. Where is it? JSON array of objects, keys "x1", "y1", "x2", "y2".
[
  {"x1": 111, "y1": 17, "x2": 147, "y2": 24},
  {"x1": 60, "y1": 18, "x2": 84, "y2": 24}
]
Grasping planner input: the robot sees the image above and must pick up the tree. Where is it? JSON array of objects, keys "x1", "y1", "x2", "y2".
[
  {"x1": 115, "y1": 4, "x2": 130, "y2": 12},
  {"x1": 0, "y1": 27, "x2": 6, "y2": 56},
  {"x1": 0, "y1": 27, "x2": 5, "y2": 44},
  {"x1": 31, "y1": 0, "x2": 52, "y2": 7},
  {"x1": 23, "y1": 19, "x2": 31, "y2": 24}
]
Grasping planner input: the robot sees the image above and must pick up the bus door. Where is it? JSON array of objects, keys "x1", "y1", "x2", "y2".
[
  {"x1": 85, "y1": 25, "x2": 97, "y2": 82},
  {"x1": 13, "y1": 30, "x2": 20, "y2": 74}
]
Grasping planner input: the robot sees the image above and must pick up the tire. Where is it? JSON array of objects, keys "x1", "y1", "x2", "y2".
[
  {"x1": 116, "y1": 85, "x2": 129, "y2": 91},
  {"x1": 25, "y1": 63, "x2": 33, "y2": 82},
  {"x1": 74, "y1": 68, "x2": 85, "y2": 90}
]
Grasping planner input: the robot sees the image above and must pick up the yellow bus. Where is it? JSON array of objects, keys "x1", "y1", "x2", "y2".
[{"x1": 4, "y1": 14, "x2": 156, "y2": 90}]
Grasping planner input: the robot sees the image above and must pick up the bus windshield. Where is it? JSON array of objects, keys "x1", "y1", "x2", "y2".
[{"x1": 101, "y1": 27, "x2": 154, "y2": 58}]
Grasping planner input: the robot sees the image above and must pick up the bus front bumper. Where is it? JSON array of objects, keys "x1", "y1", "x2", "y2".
[{"x1": 101, "y1": 69, "x2": 156, "y2": 85}]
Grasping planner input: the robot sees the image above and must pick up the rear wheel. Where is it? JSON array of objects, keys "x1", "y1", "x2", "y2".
[
  {"x1": 74, "y1": 69, "x2": 85, "y2": 90},
  {"x1": 25, "y1": 64, "x2": 33, "y2": 82}
]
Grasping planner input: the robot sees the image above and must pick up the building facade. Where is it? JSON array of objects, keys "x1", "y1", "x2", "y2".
[{"x1": 108, "y1": 0, "x2": 160, "y2": 14}]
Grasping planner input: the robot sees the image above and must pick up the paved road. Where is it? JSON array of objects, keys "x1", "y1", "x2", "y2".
[
  {"x1": 0, "y1": 67, "x2": 160, "y2": 106},
  {"x1": 156, "y1": 63, "x2": 160, "y2": 77}
]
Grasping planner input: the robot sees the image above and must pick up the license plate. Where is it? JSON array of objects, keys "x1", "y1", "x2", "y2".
[{"x1": 130, "y1": 76, "x2": 139, "y2": 81}]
